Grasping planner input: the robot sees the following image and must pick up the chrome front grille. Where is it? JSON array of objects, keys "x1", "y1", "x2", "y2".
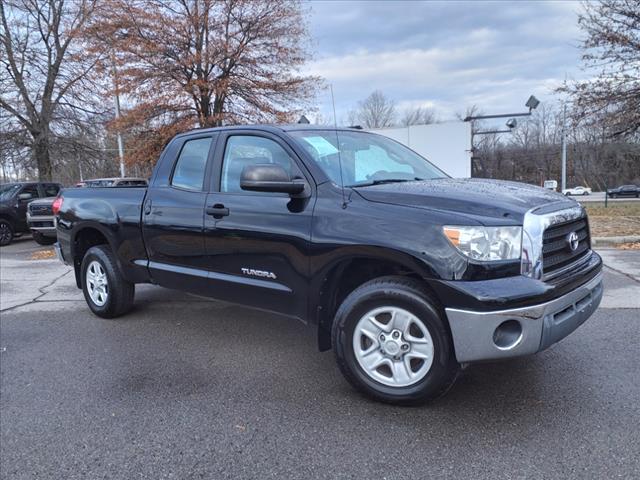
[
  {"x1": 29, "y1": 203, "x2": 53, "y2": 216},
  {"x1": 521, "y1": 204, "x2": 589, "y2": 281},
  {"x1": 541, "y1": 217, "x2": 591, "y2": 278}
]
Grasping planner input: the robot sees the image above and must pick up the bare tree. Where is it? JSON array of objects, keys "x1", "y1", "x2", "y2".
[
  {"x1": 352, "y1": 90, "x2": 396, "y2": 128},
  {"x1": 400, "y1": 106, "x2": 437, "y2": 126},
  {"x1": 560, "y1": 0, "x2": 640, "y2": 137},
  {"x1": 0, "y1": 0, "x2": 98, "y2": 181},
  {"x1": 88, "y1": 0, "x2": 321, "y2": 168}
]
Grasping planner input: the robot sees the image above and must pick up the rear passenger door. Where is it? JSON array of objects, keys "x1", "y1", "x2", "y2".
[{"x1": 142, "y1": 134, "x2": 217, "y2": 294}]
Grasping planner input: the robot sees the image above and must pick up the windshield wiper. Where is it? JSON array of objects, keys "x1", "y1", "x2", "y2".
[{"x1": 350, "y1": 177, "x2": 424, "y2": 187}]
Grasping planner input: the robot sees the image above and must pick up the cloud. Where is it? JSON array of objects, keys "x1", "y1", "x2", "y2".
[{"x1": 304, "y1": 0, "x2": 585, "y2": 123}]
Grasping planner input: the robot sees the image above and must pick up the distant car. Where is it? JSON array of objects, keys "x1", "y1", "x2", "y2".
[
  {"x1": 562, "y1": 186, "x2": 592, "y2": 196},
  {"x1": 0, "y1": 181, "x2": 62, "y2": 246},
  {"x1": 82, "y1": 177, "x2": 148, "y2": 187},
  {"x1": 543, "y1": 180, "x2": 558, "y2": 191},
  {"x1": 607, "y1": 185, "x2": 639, "y2": 198},
  {"x1": 27, "y1": 197, "x2": 58, "y2": 245}
]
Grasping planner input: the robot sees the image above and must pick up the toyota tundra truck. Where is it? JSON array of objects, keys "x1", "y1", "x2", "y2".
[{"x1": 54, "y1": 125, "x2": 603, "y2": 404}]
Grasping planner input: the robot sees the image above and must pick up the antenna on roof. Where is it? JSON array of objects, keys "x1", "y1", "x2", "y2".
[{"x1": 330, "y1": 84, "x2": 348, "y2": 209}]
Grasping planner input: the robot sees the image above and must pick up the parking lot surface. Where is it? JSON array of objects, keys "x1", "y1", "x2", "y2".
[{"x1": 1, "y1": 238, "x2": 639, "y2": 479}]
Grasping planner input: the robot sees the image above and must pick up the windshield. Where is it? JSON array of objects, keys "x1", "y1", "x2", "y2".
[
  {"x1": 289, "y1": 130, "x2": 448, "y2": 187},
  {"x1": 0, "y1": 184, "x2": 21, "y2": 201}
]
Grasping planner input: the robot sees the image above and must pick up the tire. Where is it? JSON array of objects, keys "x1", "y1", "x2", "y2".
[
  {"x1": 0, "y1": 219, "x2": 14, "y2": 246},
  {"x1": 81, "y1": 245, "x2": 135, "y2": 318},
  {"x1": 32, "y1": 231, "x2": 57, "y2": 246},
  {"x1": 332, "y1": 276, "x2": 459, "y2": 405}
]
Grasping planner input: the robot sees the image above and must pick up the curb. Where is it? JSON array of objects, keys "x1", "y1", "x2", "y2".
[{"x1": 592, "y1": 236, "x2": 640, "y2": 247}]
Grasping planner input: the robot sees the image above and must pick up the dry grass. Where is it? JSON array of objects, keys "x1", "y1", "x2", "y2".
[
  {"x1": 30, "y1": 249, "x2": 56, "y2": 260},
  {"x1": 584, "y1": 202, "x2": 640, "y2": 237},
  {"x1": 617, "y1": 242, "x2": 640, "y2": 250}
]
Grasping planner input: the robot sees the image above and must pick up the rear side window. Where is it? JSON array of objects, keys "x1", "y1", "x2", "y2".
[
  {"x1": 43, "y1": 184, "x2": 60, "y2": 196},
  {"x1": 171, "y1": 137, "x2": 212, "y2": 191}
]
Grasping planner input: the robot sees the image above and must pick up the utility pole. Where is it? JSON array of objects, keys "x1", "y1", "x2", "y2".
[
  {"x1": 561, "y1": 103, "x2": 567, "y2": 192},
  {"x1": 111, "y1": 52, "x2": 126, "y2": 178}
]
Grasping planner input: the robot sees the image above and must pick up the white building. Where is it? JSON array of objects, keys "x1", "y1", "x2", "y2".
[{"x1": 368, "y1": 121, "x2": 472, "y2": 178}]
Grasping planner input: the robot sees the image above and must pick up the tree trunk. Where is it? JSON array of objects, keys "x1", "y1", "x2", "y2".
[{"x1": 32, "y1": 132, "x2": 52, "y2": 181}]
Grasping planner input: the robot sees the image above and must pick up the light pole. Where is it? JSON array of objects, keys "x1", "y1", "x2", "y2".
[
  {"x1": 111, "y1": 52, "x2": 126, "y2": 178},
  {"x1": 465, "y1": 96, "x2": 540, "y2": 177},
  {"x1": 560, "y1": 103, "x2": 567, "y2": 192}
]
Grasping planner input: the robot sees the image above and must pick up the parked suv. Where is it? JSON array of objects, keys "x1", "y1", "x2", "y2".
[
  {"x1": 55, "y1": 126, "x2": 603, "y2": 404},
  {"x1": 0, "y1": 182, "x2": 62, "y2": 246}
]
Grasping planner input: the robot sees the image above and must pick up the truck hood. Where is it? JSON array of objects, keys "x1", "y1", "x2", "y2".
[{"x1": 354, "y1": 178, "x2": 574, "y2": 224}]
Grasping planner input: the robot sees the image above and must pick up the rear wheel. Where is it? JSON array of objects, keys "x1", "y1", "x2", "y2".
[
  {"x1": 332, "y1": 276, "x2": 459, "y2": 405},
  {"x1": 32, "y1": 231, "x2": 56, "y2": 246},
  {"x1": 0, "y1": 220, "x2": 14, "y2": 246},
  {"x1": 81, "y1": 245, "x2": 135, "y2": 318}
]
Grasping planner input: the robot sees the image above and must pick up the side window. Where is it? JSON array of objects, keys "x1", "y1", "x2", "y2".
[
  {"x1": 221, "y1": 135, "x2": 302, "y2": 194},
  {"x1": 43, "y1": 184, "x2": 60, "y2": 197},
  {"x1": 171, "y1": 137, "x2": 212, "y2": 191},
  {"x1": 19, "y1": 185, "x2": 39, "y2": 200}
]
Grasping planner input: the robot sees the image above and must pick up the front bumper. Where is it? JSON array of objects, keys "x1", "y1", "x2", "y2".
[
  {"x1": 445, "y1": 272, "x2": 603, "y2": 363},
  {"x1": 27, "y1": 213, "x2": 56, "y2": 236}
]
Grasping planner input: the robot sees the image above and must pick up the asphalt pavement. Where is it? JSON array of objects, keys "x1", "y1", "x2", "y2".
[{"x1": 1, "y1": 237, "x2": 639, "y2": 479}]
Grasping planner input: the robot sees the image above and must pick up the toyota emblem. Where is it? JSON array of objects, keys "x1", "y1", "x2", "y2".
[{"x1": 566, "y1": 231, "x2": 579, "y2": 251}]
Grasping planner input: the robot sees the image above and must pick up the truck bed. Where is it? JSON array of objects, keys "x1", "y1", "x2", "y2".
[{"x1": 56, "y1": 186, "x2": 150, "y2": 284}]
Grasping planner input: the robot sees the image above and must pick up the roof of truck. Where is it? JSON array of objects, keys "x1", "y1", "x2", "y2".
[{"x1": 173, "y1": 124, "x2": 367, "y2": 139}]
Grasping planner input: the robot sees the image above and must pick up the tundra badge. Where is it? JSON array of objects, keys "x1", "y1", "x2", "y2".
[{"x1": 241, "y1": 268, "x2": 277, "y2": 280}]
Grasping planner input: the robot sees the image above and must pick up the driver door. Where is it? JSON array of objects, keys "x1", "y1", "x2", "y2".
[
  {"x1": 16, "y1": 184, "x2": 40, "y2": 231},
  {"x1": 203, "y1": 131, "x2": 315, "y2": 319}
]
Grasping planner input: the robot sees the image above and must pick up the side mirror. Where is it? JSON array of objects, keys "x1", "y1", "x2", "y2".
[
  {"x1": 18, "y1": 192, "x2": 34, "y2": 201},
  {"x1": 240, "y1": 164, "x2": 306, "y2": 195}
]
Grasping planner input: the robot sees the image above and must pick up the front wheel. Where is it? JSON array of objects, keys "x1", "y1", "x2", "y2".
[
  {"x1": 0, "y1": 220, "x2": 14, "y2": 246},
  {"x1": 81, "y1": 245, "x2": 135, "y2": 318},
  {"x1": 332, "y1": 276, "x2": 459, "y2": 405}
]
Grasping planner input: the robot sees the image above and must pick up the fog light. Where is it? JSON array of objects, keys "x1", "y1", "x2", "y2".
[{"x1": 493, "y1": 320, "x2": 523, "y2": 350}]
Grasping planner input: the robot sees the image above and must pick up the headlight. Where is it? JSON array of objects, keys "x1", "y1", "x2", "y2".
[{"x1": 443, "y1": 226, "x2": 522, "y2": 261}]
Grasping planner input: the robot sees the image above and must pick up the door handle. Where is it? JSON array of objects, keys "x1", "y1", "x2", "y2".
[
  {"x1": 206, "y1": 204, "x2": 229, "y2": 218},
  {"x1": 144, "y1": 200, "x2": 152, "y2": 215}
]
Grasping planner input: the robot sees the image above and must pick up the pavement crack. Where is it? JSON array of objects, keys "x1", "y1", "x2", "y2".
[
  {"x1": 0, "y1": 269, "x2": 73, "y2": 313},
  {"x1": 603, "y1": 264, "x2": 640, "y2": 284}
]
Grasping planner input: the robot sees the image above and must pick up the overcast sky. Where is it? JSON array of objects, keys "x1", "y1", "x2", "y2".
[{"x1": 305, "y1": 0, "x2": 585, "y2": 124}]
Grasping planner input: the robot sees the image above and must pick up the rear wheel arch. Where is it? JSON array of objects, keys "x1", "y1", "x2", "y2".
[{"x1": 71, "y1": 226, "x2": 113, "y2": 288}]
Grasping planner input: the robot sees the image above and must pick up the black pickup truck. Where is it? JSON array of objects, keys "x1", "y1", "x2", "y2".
[{"x1": 55, "y1": 125, "x2": 603, "y2": 404}]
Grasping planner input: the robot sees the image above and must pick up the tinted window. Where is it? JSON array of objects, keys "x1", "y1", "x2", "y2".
[
  {"x1": 20, "y1": 185, "x2": 39, "y2": 199},
  {"x1": 43, "y1": 184, "x2": 60, "y2": 196},
  {"x1": 290, "y1": 130, "x2": 447, "y2": 187},
  {"x1": 221, "y1": 136, "x2": 301, "y2": 193},
  {"x1": 171, "y1": 137, "x2": 212, "y2": 191}
]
